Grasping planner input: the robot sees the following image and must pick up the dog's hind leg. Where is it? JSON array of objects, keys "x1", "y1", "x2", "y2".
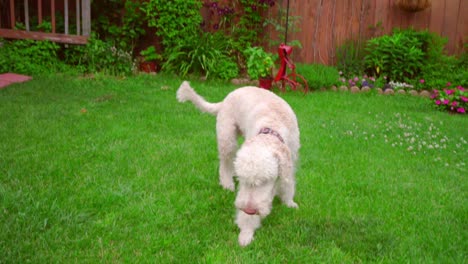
[{"x1": 216, "y1": 114, "x2": 238, "y2": 191}]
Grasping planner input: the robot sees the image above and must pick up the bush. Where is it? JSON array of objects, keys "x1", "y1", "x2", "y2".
[
  {"x1": 364, "y1": 29, "x2": 425, "y2": 82},
  {"x1": 162, "y1": 32, "x2": 238, "y2": 80},
  {"x1": 335, "y1": 39, "x2": 366, "y2": 78},
  {"x1": 64, "y1": 35, "x2": 135, "y2": 76},
  {"x1": 416, "y1": 55, "x2": 468, "y2": 90},
  {"x1": 296, "y1": 64, "x2": 340, "y2": 90},
  {"x1": 0, "y1": 38, "x2": 68, "y2": 75}
]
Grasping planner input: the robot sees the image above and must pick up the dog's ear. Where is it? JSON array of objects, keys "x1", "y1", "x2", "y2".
[{"x1": 274, "y1": 145, "x2": 293, "y2": 181}]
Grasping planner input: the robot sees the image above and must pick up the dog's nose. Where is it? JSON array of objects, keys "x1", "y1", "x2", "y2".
[{"x1": 242, "y1": 208, "x2": 257, "y2": 215}]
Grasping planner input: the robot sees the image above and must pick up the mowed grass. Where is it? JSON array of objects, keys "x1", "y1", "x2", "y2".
[{"x1": 0, "y1": 74, "x2": 466, "y2": 263}]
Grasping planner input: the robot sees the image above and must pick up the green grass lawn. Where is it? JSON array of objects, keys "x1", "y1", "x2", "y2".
[{"x1": 0, "y1": 74, "x2": 466, "y2": 263}]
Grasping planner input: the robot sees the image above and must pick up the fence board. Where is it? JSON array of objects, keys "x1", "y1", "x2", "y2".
[{"x1": 275, "y1": 0, "x2": 467, "y2": 65}]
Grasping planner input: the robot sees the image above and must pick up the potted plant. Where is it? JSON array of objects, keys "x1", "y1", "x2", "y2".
[
  {"x1": 395, "y1": 0, "x2": 431, "y2": 12},
  {"x1": 244, "y1": 46, "x2": 275, "y2": 89},
  {"x1": 139, "y1": 46, "x2": 161, "y2": 73}
]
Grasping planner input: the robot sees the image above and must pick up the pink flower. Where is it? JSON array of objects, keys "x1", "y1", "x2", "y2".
[
  {"x1": 446, "y1": 82, "x2": 451, "y2": 87},
  {"x1": 354, "y1": 77, "x2": 359, "y2": 82},
  {"x1": 461, "y1": 96, "x2": 468, "y2": 102},
  {"x1": 364, "y1": 74, "x2": 368, "y2": 79},
  {"x1": 452, "y1": 101, "x2": 458, "y2": 106},
  {"x1": 419, "y1": 79, "x2": 425, "y2": 84},
  {"x1": 443, "y1": 99, "x2": 449, "y2": 105},
  {"x1": 435, "y1": 100, "x2": 441, "y2": 105},
  {"x1": 458, "y1": 86, "x2": 465, "y2": 91},
  {"x1": 457, "y1": 107, "x2": 466, "y2": 113},
  {"x1": 446, "y1": 89, "x2": 454, "y2": 95},
  {"x1": 384, "y1": 76, "x2": 387, "y2": 80},
  {"x1": 370, "y1": 77, "x2": 375, "y2": 82},
  {"x1": 339, "y1": 71, "x2": 343, "y2": 75}
]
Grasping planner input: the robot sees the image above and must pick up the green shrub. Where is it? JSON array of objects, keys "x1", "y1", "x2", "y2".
[
  {"x1": 364, "y1": 30, "x2": 423, "y2": 82},
  {"x1": 141, "y1": 0, "x2": 202, "y2": 55},
  {"x1": 364, "y1": 28, "x2": 448, "y2": 84},
  {"x1": 0, "y1": 38, "x2": 68, "y2": 75},
  {"x1": 244, "y1": 46, "x2": 274, "y2": 79},
  {"x1": 92, "y1": 0, "x2": 146, "y2": 50},
  {"x1": 296, "y1": 63, "x2": 340, "y2": 90},
  {"x1": 162, "y1": 32, "x2": 238, "y2": 80},
  {"x1": 416, "y1": 55, "x2": 468, "y2": 90},
  {"x1": 335, "y1": 39, "x2": 365, "y2": 78},
  {"x1": 64, "y1": 35, "x2": 135, "y2": 76}
]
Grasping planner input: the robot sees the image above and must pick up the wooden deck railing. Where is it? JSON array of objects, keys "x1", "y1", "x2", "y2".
[{"x1": 0, "y1": 0, "x2": 91, "y2": 44}]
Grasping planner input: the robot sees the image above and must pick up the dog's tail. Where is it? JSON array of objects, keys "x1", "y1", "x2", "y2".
[{"x1": 177, "y1": 81, "x2": 222, "y2": 115}]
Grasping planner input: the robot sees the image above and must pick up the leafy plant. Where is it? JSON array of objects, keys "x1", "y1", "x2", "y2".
[
  {"x1": 244, "y1": 46, "x2": 274, "y2": 79},
  {"x1": 92, "y1": 0, "x2": 146, "y2": 50},
  {"x1": 140, "y1": 46, "x2": 161, "y2": 62},
  {"x1": 297, "y1": 63, "x2": 340, "y2": 90},
  {"x1": 64, "y1": 34, "x2": 135, "y2": 76},
  {"x1": 335, "y1": 39, "x2": 366, "y2": 78},
  {"x1": 431, "y1": 85, "x2": 467, "y2": 114},
  {"x1": 141, "y1": 0, "x2": 202, "y2": 54},
  {"x1": 162, "y1": 32, "x2": 238, "y2": 80},
  {"x1": 364, "y1": 30, "x2": 424, "y2": 82},
  {"x1": 364, "y1": 28, "x2": 449, "y2": 84},
  {"x1": 200, "y1": 0, "x2": 278, "y2": 72},
  {"x1": 0, "y1": 38, "x2": 67, "y2": 75}
]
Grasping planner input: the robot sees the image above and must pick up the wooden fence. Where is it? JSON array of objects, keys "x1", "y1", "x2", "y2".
[{"x1": 269, "y1": 0, "x2": 467, "y2": 65}]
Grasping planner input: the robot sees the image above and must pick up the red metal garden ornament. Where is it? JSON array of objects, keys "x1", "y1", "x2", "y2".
[
  {"x1": 274, "y1": 43, "x2": 309, "y2": 93},
  {"x1": 273, "y1": 0, "x2": 308, "y2": 93}
]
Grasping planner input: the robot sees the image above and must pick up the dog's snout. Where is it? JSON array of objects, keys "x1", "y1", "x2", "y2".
[{"x1": 242, "y1": 208, "x2": 258, "y2": 215}]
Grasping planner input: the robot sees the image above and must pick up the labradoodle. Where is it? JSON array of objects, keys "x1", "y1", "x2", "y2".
[{"x1": 176, "y1": 81, "x2": 300, "y2": 246}]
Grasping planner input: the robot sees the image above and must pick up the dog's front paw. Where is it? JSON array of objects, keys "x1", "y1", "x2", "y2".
[
  {"x1": 238, "y1": 230, "x2": 254, "y2": 247},
  {"x1": 285, "y1": 201, "x2": 298, "y2": 208}
]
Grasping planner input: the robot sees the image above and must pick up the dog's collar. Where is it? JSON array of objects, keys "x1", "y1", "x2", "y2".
[{"x1": 258, "y1": 127, "x2": 284, "y2": 143}]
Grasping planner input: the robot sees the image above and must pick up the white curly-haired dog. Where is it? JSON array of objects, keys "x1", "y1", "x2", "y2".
[{"x1": 177, "y1": 81, "x2": 299, "y2": 246}]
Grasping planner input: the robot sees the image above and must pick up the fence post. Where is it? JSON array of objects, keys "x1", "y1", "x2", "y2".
[{"x1": 82, "y1": 0, "x2": 91, "y2": 36}]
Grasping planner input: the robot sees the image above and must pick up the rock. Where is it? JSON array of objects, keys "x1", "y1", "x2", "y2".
[
  {"x1": 384, "y1": 89, "x2": 395, "y2": 95},
  {"x1": 376, "y1": 88, "x2": 383, "y2": 94},
  {"x1": 231, "y1": 78, "x2": 253, "y2": 86},
  {"x1": 350, "y1": 86, "x2": 360, "y2": 93},
  {"x1": 409, "y1": 90, "x2": 419, "y2": 96},
  {"x1": 397, "y1": 89, "x2": 406, "y2": 95},
  {"x1": 330, "y1": 85, "x2": 337, "y2": 91},
  {"x1": 339, "y1": 85, "x2": 348, "y2": 92},
  {"x1": 419, "y1": 90, "x2": 431, "y2": 98},
  {"x1": 361, "y1": 86, "x2": 371, "y2": 92}
]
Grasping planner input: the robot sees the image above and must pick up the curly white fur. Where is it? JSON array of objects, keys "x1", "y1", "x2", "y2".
[{"x1": 177, "y1": 81, "x2": 300, "y2": 246}]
